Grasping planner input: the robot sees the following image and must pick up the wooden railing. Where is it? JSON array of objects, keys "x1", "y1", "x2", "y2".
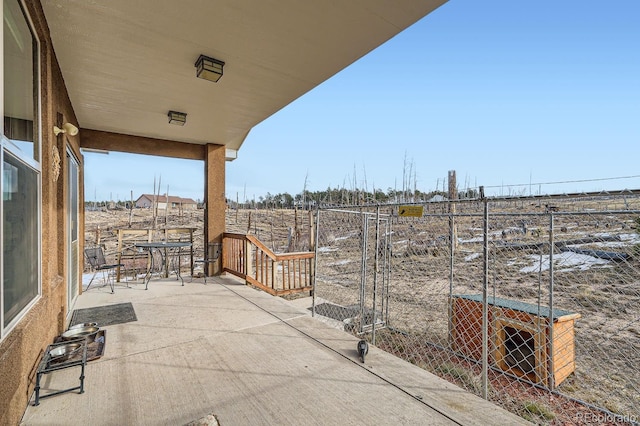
[{"x1": 222, "y1": 232, "x2": 314, "y2": 297}]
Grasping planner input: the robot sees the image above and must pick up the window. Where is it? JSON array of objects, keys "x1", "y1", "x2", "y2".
[
  {"x1": 2, "y1": 0, "x2": 40, "y2": 336},
  {"x1": 3, "y1": 152, "x2": 39, "y2": 326}
]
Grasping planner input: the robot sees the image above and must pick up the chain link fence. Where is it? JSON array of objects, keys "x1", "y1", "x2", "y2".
[{"x1": 313, "y1": 192, "x2": 640, "y2": 425}]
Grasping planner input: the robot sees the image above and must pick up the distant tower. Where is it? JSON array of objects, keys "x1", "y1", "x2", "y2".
[{"x1": 448, "y1": 170, "x2": 458, "y2": 251}]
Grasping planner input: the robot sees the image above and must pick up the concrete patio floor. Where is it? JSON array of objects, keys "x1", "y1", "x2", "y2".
[{"x1": 20, "y1": 275, "x2": 529, "y2": 426}]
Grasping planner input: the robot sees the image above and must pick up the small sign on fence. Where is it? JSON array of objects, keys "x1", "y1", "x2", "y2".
[{"x1": 398, "y1": 205, "x2": 423, "y2": 217}]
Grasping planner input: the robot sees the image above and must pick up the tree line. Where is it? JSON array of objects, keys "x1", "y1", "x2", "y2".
[
  {"x1": 85, "y1": 187, "x2": 483, "y2": 210},
  {"x1": 226, "y1": 186, "x2": 481, "y2": 210}
]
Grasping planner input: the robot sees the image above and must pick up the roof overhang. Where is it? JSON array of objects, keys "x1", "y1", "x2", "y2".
[{"x1": 41, "y1": 0, "x2": 447, "y2": 158}]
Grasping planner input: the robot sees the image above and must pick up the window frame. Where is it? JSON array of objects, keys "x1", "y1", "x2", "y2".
[{"x1": 1, "y1": 0, "x2": 42, "y2": 340}]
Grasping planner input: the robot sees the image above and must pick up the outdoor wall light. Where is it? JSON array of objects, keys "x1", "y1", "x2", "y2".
[
  {"x1": 168, "y1": 110, "x2": 187, "y2": 126},
  {"x1": 195, "y1": 54, "x2": 225, "y2": 82},
  {"x1": 53, "y1": 122, "x2": 79, "y2": 136}
]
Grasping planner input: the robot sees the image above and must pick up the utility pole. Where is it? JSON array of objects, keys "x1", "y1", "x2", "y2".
[{"x1": 448, "y1": 170, "x2": 458, "y2": 252}]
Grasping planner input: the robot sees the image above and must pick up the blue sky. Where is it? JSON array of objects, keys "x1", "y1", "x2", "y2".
[{"x1": 85, "y1": 0, "x2": 640, "y2": 202}]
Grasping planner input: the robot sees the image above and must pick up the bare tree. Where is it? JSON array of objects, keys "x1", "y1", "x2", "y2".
[
  {"x1": 128, "y1": 190, "x2": 133, "y2": 227},
  {"x1": 164, "y1": 186, "x2": 169, "y2": 226}
]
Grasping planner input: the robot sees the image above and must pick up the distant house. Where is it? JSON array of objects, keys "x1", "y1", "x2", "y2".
[
  {"x1": 135, "y1": 194, "x2": 154, "y2": 208},
  {"x1": 135, "y1": 194, "x2": 198, "y2": 210}
]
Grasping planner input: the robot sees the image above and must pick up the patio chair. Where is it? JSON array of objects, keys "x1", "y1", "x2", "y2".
[
  {"x1": 84, "y1": 246, "x2": 125, "y2": 293},
  {"x1": 194, "y1": 242, "x2": 221, "y2": 284}
]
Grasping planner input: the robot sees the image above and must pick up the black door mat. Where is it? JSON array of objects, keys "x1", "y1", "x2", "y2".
[
  {"x1": 310, "y1": 303, "x2": 382, "y2": 324},
  {"x1": 310, "y1": 303, "x2": 360, "y2": 322},
  {"x1": 70, "y1": 302, "x2": 137, "y2": 327}
]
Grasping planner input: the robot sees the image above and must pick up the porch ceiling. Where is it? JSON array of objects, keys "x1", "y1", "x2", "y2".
[{"x1": 41, "y1": 0, "x2": 447, "y2": 157}]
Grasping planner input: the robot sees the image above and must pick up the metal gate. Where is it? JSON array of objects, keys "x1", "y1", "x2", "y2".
[{"x1": 313, "y1": 207, "x2": 391, "y2": 342}]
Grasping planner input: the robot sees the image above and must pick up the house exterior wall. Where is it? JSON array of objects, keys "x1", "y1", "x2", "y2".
[
  {"x1": 0, "y1": 1, "x2": 84, "y2": 424},
  {"x1": 183, "y1": 202, "x2": 198, "y2": 210},
  {"x1": 170, "y1": 200, "x2": 197, "y2": 210},
  {"x1": 135, "y1": 195, "x2": 154, "y2": 208},
  {"x1": 155, "y1": 201, "x2": 197, "y2": 210}
]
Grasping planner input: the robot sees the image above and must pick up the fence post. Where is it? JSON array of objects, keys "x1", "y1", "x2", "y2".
[
  {"x1": 449, "y1": 205, "x2": 456, "y2": 298},
  {"x1": 548, "y1": 213, "x2": 555, "y2": 390},
  {"x1": 359, "y1": 213, "x2": 369, "y2": 334},
  {"x1": 447, "y1": 207, "x2": 456, "y2": 354},
  {"x1": 372, "y1": 206, "x2": 380, "y2": 345},
  {"x1": 312, "y1": 210, "x2": 320, "y2": 314},
  {"x1": 481, "y1": 197, "x2": 489, "y2": 400}
]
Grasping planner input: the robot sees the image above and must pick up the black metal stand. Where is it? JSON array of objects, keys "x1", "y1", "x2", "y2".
[{"x1": 33, "y1": 339, "x2": 88, "y2": 406}]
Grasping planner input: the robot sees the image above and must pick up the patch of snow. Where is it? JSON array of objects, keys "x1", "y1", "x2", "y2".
[
  {"x1": 82, "y1": 272, "x2": 95, "y2": 285},
  {"x1": 82, "y1": 272, "x2": 110, "y2": 290},
  {"x1": 593, "y1": 241, "x2": 630, "y2": 249},
  {"x1": 520, "y1": 252, "x2": 611, "y2": 274},
  {"x1": 593, "y1": 232, "x2": 614, "y2": 238},
  {"x1": 334, "y1": 231, "x2": 359, "y2": 241},
  {"x1": 318, "y1": 246, "x2": 338, "y2": 253},
  {"x1": 459, "y1": 237, "x2": 483, "y2": 243},
  {"x1": 465, "y1": 253, "x2": 481, "y2": 262}
]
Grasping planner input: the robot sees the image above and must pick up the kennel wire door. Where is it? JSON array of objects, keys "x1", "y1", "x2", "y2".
[
  {"x1": 359, "y1": 211, "x2": 391, "y2": 336},
  {"x1": 313, "y1": 208, "x2": 391, "y2": 338}
]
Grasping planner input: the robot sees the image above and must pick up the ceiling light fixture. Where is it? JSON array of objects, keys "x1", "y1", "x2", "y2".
[
  {"x1": 195, "y1": 54, "x2": 225, "y2": 83},
  {"x1": 168, "y1": 111, "x2": 187, "y2": 126},
  {"x1": 81, "y1": 148, "x2": 109, "y2": 155},
  {"x1": 53, "y1": 122, "x2": 79, "y2": 136}
]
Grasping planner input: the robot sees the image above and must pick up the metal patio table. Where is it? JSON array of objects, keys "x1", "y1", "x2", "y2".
[{"x1": 134, "y1": 241, "x2": 192, "y2": 289}]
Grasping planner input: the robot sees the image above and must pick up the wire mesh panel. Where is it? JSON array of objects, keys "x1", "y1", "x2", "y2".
[
  {"x1": 313, "y1": 208, "x2": 376, "y2": 330},
  {"x1": 314, "y1": 193, "x2": 640, "y2": 425},
  {"x1": 547, "y1": 210, "x2": 639, "y2": 418}
]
